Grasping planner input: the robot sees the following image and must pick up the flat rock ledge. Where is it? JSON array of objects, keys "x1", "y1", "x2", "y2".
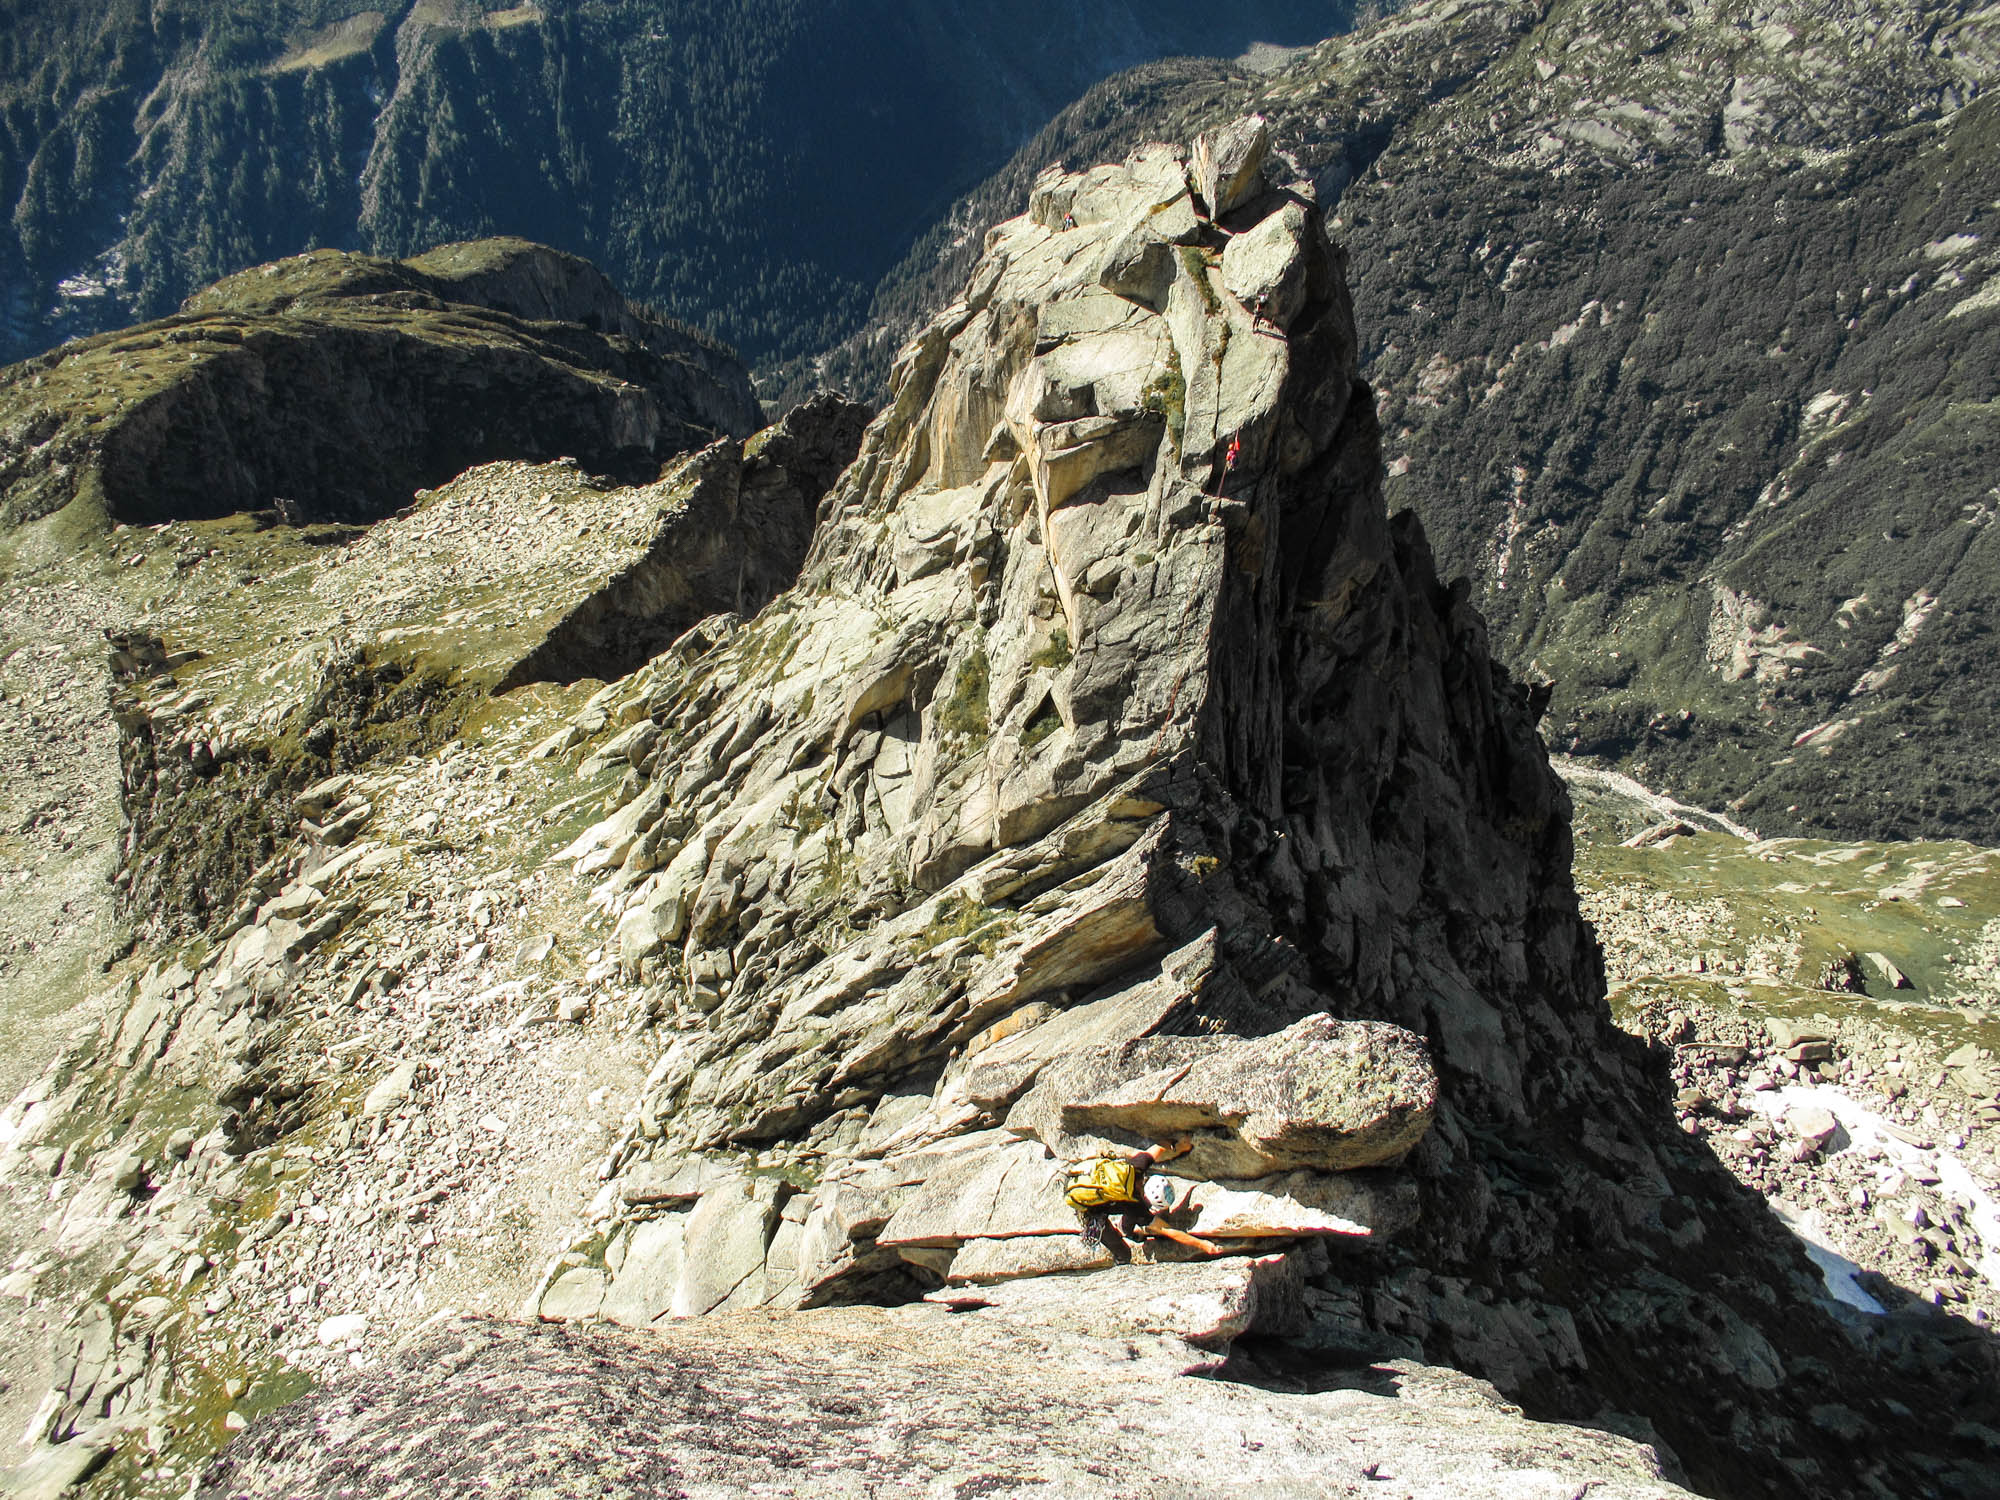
[{"x1": 924, "y1": 1251, "x2": 1303, "y2": 1350}]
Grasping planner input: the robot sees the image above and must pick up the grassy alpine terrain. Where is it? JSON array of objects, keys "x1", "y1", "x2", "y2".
[
  {"x1": 791, "y1": 0, "x2": 2000, "y2": 846},
  {"x1": 0, "y1": 0, "x2": 1386, "y2": 367},
  {"x1": 1563, "y1": 770, "x2": 2000, "y2": 1347}
]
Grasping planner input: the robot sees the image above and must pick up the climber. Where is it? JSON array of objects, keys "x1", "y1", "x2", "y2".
[
  {"x1": 1210, "y1": 432, "x2": 1242, "y2": 498},
  {"x1": 1064, "y1": 1136, "x2": 1225, "y2": 1263}
]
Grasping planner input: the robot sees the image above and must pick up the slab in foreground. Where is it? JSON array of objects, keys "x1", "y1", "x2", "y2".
[{"x1": 193, "y1": 1311, "x2": 1692, "y2": 1499}]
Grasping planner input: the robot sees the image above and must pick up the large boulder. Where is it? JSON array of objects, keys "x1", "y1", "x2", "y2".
[
  {"x1": 944, "y1": 1236, "x2": 1115, "y2": 1284},
  {"x1": 1010, "y1": 1016, "x2": 1438, "y2": 1178},
  {"x1": 599, "y1": 1216, "x2": 688, "y2": 1326},
  {"x1": 1222, "y1": 200, "x2": 1314, "y2": 328},
  {"x1": 872, "y1": 1139, "x2": 1072, "y2": 1249},
  {"x1": 670, "y1": 1175, "x2": 784, "y2": 1318},
  {"x1": 1186, "y1": 1170, "x2": 1419, "y2": 1241},
  {"x1": 561, "y1": 1171, "x2": 793, "y2": 1327},
  {"x1": 1191, "y1": 114, "x2": 1271, "y2": 217}
]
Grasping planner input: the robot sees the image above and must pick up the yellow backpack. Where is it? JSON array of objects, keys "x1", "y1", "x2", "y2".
[{"x1": 1064, "y1": 1156, "x2": 1141, "y2": 1213}]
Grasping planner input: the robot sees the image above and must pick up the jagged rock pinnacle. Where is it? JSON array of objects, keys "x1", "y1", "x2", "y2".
[{"x1": 4, "y1": 124, "x2": 1994, "y2": 1500}]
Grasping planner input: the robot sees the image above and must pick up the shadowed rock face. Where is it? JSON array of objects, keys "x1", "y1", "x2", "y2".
[
  {"x1": 0, "y1": 239, "x2": 764, "y2": 530},
  {"x1": 494, "y1": 393, "x2": 877, "y2": 692}
]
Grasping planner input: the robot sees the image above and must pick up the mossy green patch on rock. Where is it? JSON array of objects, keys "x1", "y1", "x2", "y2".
[
  {"x1": 913, "y1": 893, "x2": 1011, "y2": 960},
  {"x1": 1028, "y1": 624, "x2": 1072, "y2": 671},
  {"x1": 117, "y1": 645, "x2": 462, "y2": 939},
  {"x1": 935, "y1": 648, "x2": 991, "y2": 742},
  {"x1": 1140, "y1": 356, "x2": 1188, "y2": 446}
]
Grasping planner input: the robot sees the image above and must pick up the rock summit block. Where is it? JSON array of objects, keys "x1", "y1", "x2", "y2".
[{"x1": 1192, "y1": 114, "x2": 1273, "y2": 218}]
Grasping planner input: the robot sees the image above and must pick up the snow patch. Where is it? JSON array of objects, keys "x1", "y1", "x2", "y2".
[
  {"x1": 1747, "y1": 1084, "x2": 2000, "y2": 1288},
  {"x1": 1769, "y1": 1201, "x2": 1887, "y2": 1314}
]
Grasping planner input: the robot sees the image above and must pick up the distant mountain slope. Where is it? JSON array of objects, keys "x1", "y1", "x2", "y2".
[
  {"x1": 798, "y1": 0, "x2": 2000, "y2": 845},
  {"x1": 0, "y1": 0, "x2": 1387, "y2": 365}
]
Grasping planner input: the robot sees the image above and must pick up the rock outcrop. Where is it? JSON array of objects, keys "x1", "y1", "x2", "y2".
[
  {"x1": 495, "y1": 129, "x2": 1997, "y2": 1499},
  {"x1": 0, "y1": 238, "x2": 764, "y2": 529},
  {"x1": 517, "y1": 122, "x2": 1592, "y2": 1328},
  {"x1": 795, "y1": 0, "x2": 2000, "y2": 846},
  {"x1": 2, "y1": 128, "x2": 1996, "y2": 1500},
  {"x1": 476, "y1": 132, "x2": 1537, "y2": 1336}
]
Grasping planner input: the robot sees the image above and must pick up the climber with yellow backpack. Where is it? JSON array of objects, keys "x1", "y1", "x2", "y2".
[{"x1": 1064, "y1": 1136, "x2": 1225, "y2": 1262}]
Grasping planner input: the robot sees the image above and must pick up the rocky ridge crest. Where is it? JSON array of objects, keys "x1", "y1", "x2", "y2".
[{"x1": 0, "y1": 128, "x2": 1995, "y2": 1499}]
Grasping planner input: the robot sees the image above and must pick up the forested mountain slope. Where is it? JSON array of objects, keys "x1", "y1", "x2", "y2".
[
  {"x1": 795, "y1": 0, "x2": 2000, "y2": 845},
  {"x1": 0, "y1": 0, "x2": 1385, "y2": 365}
]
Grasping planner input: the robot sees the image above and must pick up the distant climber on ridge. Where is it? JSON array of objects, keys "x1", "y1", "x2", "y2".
[{"x1": 1064, "y1": 1137, "x2": 1225, "y2": 1262}]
